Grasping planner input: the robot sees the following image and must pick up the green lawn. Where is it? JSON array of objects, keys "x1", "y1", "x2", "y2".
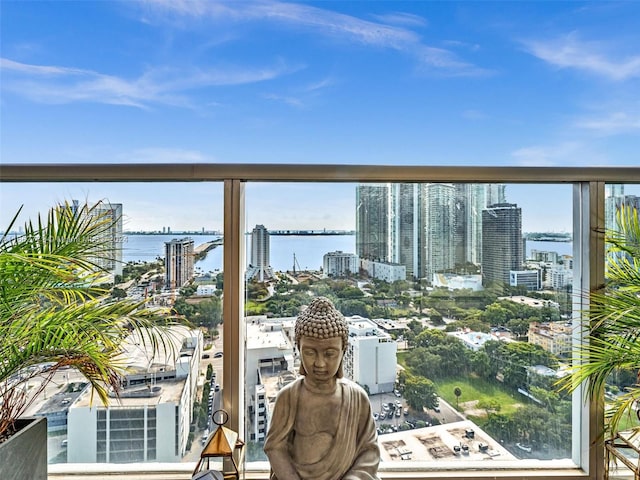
[
  {"x1": 434, "y1": 376, "x2": 522, "y2": 416},
  {"x1": 396, "y1": 352, "x2": 523, "y2": 416}
]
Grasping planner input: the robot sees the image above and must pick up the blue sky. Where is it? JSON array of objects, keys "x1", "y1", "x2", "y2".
[{"x1": 1, "y1": 1, "x2": 639, "y2": 232}]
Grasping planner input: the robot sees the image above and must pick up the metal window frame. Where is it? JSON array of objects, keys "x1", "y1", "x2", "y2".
[{"x1": 4, "y1": 163, "x2": 640, "y2": 480}]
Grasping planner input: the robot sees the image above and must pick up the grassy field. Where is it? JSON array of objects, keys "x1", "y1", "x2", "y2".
[
  {"x1": 434, "y1": 376, "x2": 523, "y2": 416},
  {"x1": 397, "y1": 352, "x2": 524, "y2": 416}
]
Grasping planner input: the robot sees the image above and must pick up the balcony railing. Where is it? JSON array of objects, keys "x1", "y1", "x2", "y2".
[{"x1": 2, "y1": 163, "x2": 640, "y2": 480}]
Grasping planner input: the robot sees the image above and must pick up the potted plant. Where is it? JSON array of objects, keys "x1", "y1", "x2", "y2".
[
  {"x1": 561, "y1": 204, "x2": 640, "y2": 477},
  {"x1": 0, "y1": 201, "x2": 171, "y2": 479}
]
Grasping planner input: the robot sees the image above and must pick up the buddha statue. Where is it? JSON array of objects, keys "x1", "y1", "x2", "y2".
[{"x1": 264, "y1": 296, "x2": 380, "y2": 480}]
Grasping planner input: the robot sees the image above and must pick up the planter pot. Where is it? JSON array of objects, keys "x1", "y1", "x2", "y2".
[{"x1": 0, "y1": 416, "x2": 47, "y2": 480}]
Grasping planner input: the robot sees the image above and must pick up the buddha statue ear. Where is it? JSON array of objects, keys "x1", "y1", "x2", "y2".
[
  {"x1": 336, "y1": 360, "x2": 344, "y2": 379},
  {"x1": 299, "y1": 363, "x2": 307, "y2": 376}
]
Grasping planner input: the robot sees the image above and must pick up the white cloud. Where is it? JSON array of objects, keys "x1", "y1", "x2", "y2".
[
  {"x1": 524, "y1": 32, "x2": 640, "y2": 81},
  {"x1": 369, "y1": 12, "x2": 428, "y2": 28},
  {"x1": 115, "y1": 147, "x2": 214, "y2": 163},
  {"x1": 263, "y1": 92, "x2": 304, "y2": 108},
  {"x1": 511, "y1": 141, "x2": 608, "y2": 166},
  {"x1": 141, "y1": 0, "x2": 485, "y2": 76},
  {"x1": 0, "y1": 58, "x2": 294, "y2": 108},
  {"x1": 575, "y1": 111, "x2": 640, "y2": 135}
]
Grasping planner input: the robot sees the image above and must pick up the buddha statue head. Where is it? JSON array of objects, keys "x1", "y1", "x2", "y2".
[{"x1": 294, "y1": 297, "x2": 348, "y2": 378}]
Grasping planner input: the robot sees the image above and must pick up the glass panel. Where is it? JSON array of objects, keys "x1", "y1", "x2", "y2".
[
  {"x1": 0, "y1": 182, "x2": 223, "y2": 466},
  {"x1": 243, "y1": 181, "x2": 577, "y2": 471},
  {"x1": 602, "y1": 183, "x2": 640, "y2": 477}
]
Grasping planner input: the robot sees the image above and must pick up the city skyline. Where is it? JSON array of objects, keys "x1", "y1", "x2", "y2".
[
  {"x1": 2, "y1": 2, "x2": 639, "y2": 231},
  {"x1": 0, "y1": 182, "x2": 580, "y2": 235}
]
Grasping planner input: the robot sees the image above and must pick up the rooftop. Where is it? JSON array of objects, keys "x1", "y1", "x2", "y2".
[{"x1": 379, "y1": 420, "x2": 516, "y2": 463}]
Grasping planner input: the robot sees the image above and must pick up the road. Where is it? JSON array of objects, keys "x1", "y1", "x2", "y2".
[{"x1": 182, "y1": 329, "x2": 224, "y2": 462}]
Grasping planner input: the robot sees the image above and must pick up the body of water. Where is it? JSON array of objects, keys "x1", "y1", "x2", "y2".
[
  {"x1": 123, "y1": 234, "x2": 356, "y2": 273},
  {"x1": 123, "y1": 234, "x2": 572, "y2": 274}
]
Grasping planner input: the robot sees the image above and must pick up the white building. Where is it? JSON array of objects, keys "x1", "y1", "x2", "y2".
[
  {"x1": 247, "y1": 225, "x2": 274, "y2": 282},
  {"x1": 509, "y1": 269, "x2": 542, "y2": 291},
  {"x1": 343, "y1": 316, "x2": 397, "y2": 394},
  {"x1": 550, "y1": 265, "x2": 573, "y2": 289},
  {"x1": 196, "y1": 284, "x2": 217, "y2": 296},
  {"x1": 360, "y1": 258, "x2": 406, "y2": 283},
  {"x1": 323, "y1": 250, "x2": 358, "y2": 277},
  {"x1": 245, "y1": 318, "x2": 296, "y2": 443},
  {"x1": 529, "y1": 249, "x2": 559, "y2": 263},
  {"x1": 66, "y1": 326, "x2": 202, "y2": 463},
  {"x1": 448, "y1": 330, "x2": 497, "y2": 352},
  {"x1": 432, "y1": 273, "x2": 483, "y2": 291}
]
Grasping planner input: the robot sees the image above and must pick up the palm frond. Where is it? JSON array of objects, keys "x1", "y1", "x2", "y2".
[
  {"x1": 0, "y1": 201, "x2": 177, "y2": 442},
  {"x1": 559, "y1": 205, "x2": 640, "y2": 437}
]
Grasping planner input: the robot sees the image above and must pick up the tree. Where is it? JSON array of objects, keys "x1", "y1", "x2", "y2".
[
  {"x1": 506, "y1": 318, "x2": 531, "y2": 338},
  {"x1": 560, "y1": 205, "x2": 640, "y2": 437},
  {"x1": 111, "y1": 287, "x2": 127, "y2": 298},
  {"x1": 198, "y1": 297, "x2": 222, "y2": 329},
  {"x1": 0, "y1": 202, "x2": 173, "y2": 442},
  {"x1": 404, "y1": 375, "x2": 438, "y2": 411},
  {"x1": 454, "y1": 386, "x2": 462, "y2": 410}
]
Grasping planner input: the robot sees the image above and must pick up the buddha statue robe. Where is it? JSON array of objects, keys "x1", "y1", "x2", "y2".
[{"x1": 264, "y1": 377, "x2": 380, "y2": 480}]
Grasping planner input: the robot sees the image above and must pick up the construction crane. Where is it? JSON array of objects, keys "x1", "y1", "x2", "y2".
[{"x1": 293, "y1": 253, "x2": 302, "y2": 275}]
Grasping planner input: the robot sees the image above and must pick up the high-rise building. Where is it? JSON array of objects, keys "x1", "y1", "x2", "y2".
[
  {"x1": 323, "y1": 251, "x2": 358, "y2": 277},
  {"x1": 247, "y1": 224, "x2": 274, "y2": 282},
  {"x1": 164, "y1": 238, "x2": 195, "y2": 289},
  {"x1": 93, "y1": 202, "x2": 124, "y2": 277},
  {"x1": 356, "y1": 184, "x2": 390, "y2": 262},
  {"x1": 357, "y1": 182, "x2": 506, "y2": 283},
  {"x1": 390, "y1": 183, "x2": 423, "y2": 280},
  {"x1": 481, "y1": 203, "x2": 523, "y2": 287},
  {"x1": 423, "y1": 183, "x2": 456, "y2": 280},
  {"x1": 69, "y1": 200, "x2": 123, "y2": 278},
  {"x1": 453, "y1": 184, "x2": 505, "y2": 267},
  {"x1": 606, "y1": 194, "x2": 640, "y2": 232}
]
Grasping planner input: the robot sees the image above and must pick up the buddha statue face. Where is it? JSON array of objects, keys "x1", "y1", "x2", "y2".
[
  {"x1": 295, "y1": 297, "x2": 348, "y2": 378},
  {"x1": 299, "y1": 335, "x2": 344, "y2": 385}
]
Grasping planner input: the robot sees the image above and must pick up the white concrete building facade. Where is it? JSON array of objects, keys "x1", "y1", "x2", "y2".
[
  {"x1": 323, "y1": 250, "x2": 359, "y2": 277},
  {"x1": 360, "y1": 258, "x2": 406, "y2": 283},
  {"x1": 66, "y1": 326, "x2": 202, "y2": 463},
  {"x1": 343, "y1": 317, "x2": 397, "y2": 394}
]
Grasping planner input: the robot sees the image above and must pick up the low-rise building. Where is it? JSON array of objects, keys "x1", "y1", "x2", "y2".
[
  {"x1": 196, "y1": 284, "x2": 217, "y2": 296},
  {"x1": 66, "y1": 325, "x2": 202, "y2": 463},
  {"x1": 499, "y1": 295, "x2": 559, "y2": 310},
  {"x1": 432, "y1": 273, "x2": 483, "y2": 291},
  {"x1": 509, "y1": 269, "x2": 542, "y2": 291},
  {"x1": 379, "y1": 420, "x2": 515, "y2": 463},
  {"x1": 360, "y1": 258, "x2": 406, "y2": 283},
  {"x1": 528, "y1": 321, "x2": 572, "y2": 357}
]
